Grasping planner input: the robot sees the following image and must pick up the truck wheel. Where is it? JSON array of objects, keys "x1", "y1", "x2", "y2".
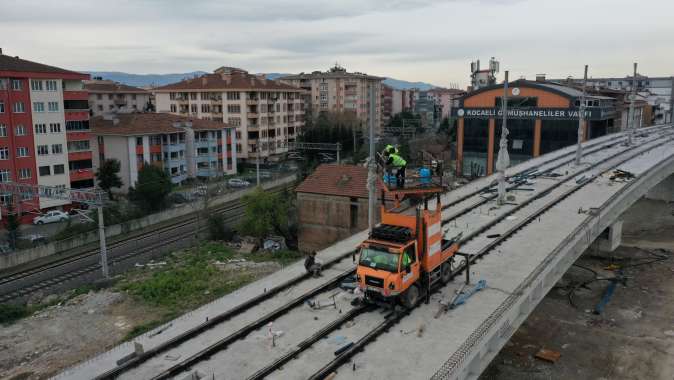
[
  {"x1": 400, "y1": 284, "x2": 419, "y2": 309},
  {"x1": 441, "y1": 262, "x2": 452, "y2": 284}
]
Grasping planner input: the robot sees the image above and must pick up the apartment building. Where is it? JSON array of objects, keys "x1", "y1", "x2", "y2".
[
  {"x1": 381, "y1": 84, "x2": 394, "y2": 127},
  {"x1": 0, "y1": 51, "x2": 92, "y2": 220},
  {"x1": 279, "y1": 65, "x2": 384, "y2": 133},
  {"x1": 91, "y1": 113, "x2": 236, "y2": 191},
  {"x1": 427, "y1": 87, "x2": 467, "y2": 120},
  {"x1": 154, "y1": 67, "x2": 305, "y2": 162},
  {"x1": 85, "y1": 78, "x2": 151, "y2": 116}
]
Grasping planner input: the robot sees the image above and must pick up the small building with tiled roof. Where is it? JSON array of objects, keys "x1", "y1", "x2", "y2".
[
  {"x1": 153, "y1": 66, "x2": 306, "y2": 162},
  {"x1": 84, "y1": 79, "x2": 152, "y2": 117},
  {"x1": 296, "y1": 164, "x2": 388, "y2": 252},
  {"x1": 90, "y1": 113, "x2": 236, "y2": 191}
]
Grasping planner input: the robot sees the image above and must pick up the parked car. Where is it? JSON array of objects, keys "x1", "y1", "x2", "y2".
[
  {"x1": 228, "y1": 178, "x2": 251, "y2": 188},
  {"x1": 33, "y1": 210, "x2": 70, "y2": 225}
]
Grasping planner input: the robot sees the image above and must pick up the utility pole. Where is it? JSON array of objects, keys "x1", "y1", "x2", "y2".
[
  {"x1": 97, "y1": 205, "x2": 109, "y2": 278},
  {"x1": 367, "y1": 82, "x2": 377, "y2": 230},
  {"x1": 496, "y1": 71, "x2": 510, "y2": 206},
  {"x1": 670, "y1": 76, "x2": 674, "y2": 124},
  {"x1": 627, "y1": 62, "x2": 638, "y2": 145},
  {"x1": 575, "y1": 65, "x2": 588, "y2": 166}
]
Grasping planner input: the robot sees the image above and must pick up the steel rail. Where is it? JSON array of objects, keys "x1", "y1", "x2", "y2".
[
  {"x1": 304, "y1": 129, "x2": 674, "y2": 380},
  {"x1": 0, "y1": 186, "x2": 292, "y2": 302},
  {"x1": 148, "y1": 267, "x2": 358, "y2": 380}
]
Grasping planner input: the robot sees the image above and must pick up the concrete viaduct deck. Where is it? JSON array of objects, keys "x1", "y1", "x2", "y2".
[{"x1": 57, "y1": 125, "x2": 674, "y2": 380}]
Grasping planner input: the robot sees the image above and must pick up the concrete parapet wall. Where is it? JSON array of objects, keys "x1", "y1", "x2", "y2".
[
  {"x1": 645, "y1": 173, "x2": 674, "y2": 202},
  {"x1": 0, "y1": 175, "x2": 296, "y2": 271}
]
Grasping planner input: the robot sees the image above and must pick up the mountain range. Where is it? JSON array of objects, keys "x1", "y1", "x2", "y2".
[{"x1": 86, "y1": 71, "x2": 438, "y2": 91}]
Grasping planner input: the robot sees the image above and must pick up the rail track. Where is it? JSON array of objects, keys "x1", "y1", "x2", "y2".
[
  {"x1": 79, "y1": 126, "x2": 674, "y2": 380},
  {"x1": 299, "y1": 126, "x2": 674, "y2": 380},
  {"x1": 0, "y1": 184, "x2": 293, "y2": 303}
]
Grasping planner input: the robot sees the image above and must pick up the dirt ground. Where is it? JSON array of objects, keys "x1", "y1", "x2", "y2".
[{"x1": 481, "y1": 198, "x2": 674, "y2": 380}]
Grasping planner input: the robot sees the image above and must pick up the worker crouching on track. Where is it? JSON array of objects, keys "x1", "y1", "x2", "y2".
[
  {"x1": 304, "y1": 251, "x2": 322, "y2": 277},
  {"x1": 384, "y1": 150, "x2": 407, "y2": 188}
]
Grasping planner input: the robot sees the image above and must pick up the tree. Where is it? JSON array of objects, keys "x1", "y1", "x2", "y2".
[
  {"x1": 96, "y1": 159, "x2": 123, "y2": 200},
  {"x1": 129, "y1": 164, "x2": 172, "y2": 212},
  {"x1": 5, "y1": 203, "x2": 20, "y2": 250},
  {"x1": 239, "y1": 188, "x2": 292, "y2": 241}
]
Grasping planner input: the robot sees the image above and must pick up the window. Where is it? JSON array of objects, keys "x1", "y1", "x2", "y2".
[
  {"x1": 16, "y1": 147, "x2": 28, "y2": 157},
  {"x1": 13, "y1": 102, "x2": 25, "y2": 113},
  {"x1": 51, "y1": 144, "x2": 63, "y2": 154},
  {"x1": 46, "y1": 80, "x2": 58, "y2": 91},
  {"x1": 96, "y1": 94, "x2": 102, "y2": 100},
  {"x1": 66, "y1": 120, "x2": 89, "y2": 131},
  {"x1": 34, "y1": 124, "x2": 47, "y2": 134},
  {"x1": 53, "y1": 164, "x2": 65, "y2": 174},
  {"x1": 0, "y1": 79, "x2": 6, "y2": 90},
  {"x1": 31, "y1": 80, "x2": 43, "y2": 91},
  {"x1": 15, "y1": 125, "x2": 26, "y2": 136},
  {"x1": 191, "y1": 104, "x2": 198, "y2": 113},
  {"x1": 201, "y1": 104, "x2": 211, "y2": 113},
  {"x1": 48, "y1": 101, "x2": 59, "y2": 112},
  {"x1": 190, "y1": 92, "x2": 197, "y2": 100},
  {"x1": 0, "y1": 193, "x2": 11, "y2": 205},
  {"x1": 136, "y1": 137, "x2": 143, "y2": 146},
  {"x1": 67, "y1": 140, "x2": 90, "y2": 151},
  {"x1": 18, "y1": 168, "x2": 30, "y2": 179},
  {"x1": 109, "y1": 104, "x2": 114, "y2": 110},
  {"x1": 108, "y1": 94, "x2": 114, "y2": 100},
  {"x1": 33, "y1": 102, "x2": 45, "y2": 112},
  {"x1": 37, "y1": 145, "x2": 49, "y2": 155},
  {"x1": 170, "y1": 104, "x2": 177, "y2": 113},
  {"x1": 0, "y1": 124, "x2": 6, "y2": 137},
  {"x1": 226, "y1": 92, "x2": 240, "y2": 100},
  {"x1": 0, "y1": 147, "x2": 8, "y2": 159},
  {"x1": 11, "y1": 79, "x2": 22, "y2": 90},
  {"x1": 227, "y1": 104, "x2": 241, "y2": 113},
  {"x1": 227, "y1": 117, "x2": 241, "y2": 126},
  {"x1": 132, "y1": 94, "x2": 137, "y2": 100},
  {"x1": 98, "y1": 105, "x2": 103, "y2": 111},
  {"x1": 0, "y1": 101, "x2": 4, "y2": 113},
  {"x1": 49, "y1": 123, "x2": 61, "y2": 133},
  {"x1": 39, "y1": 166, "x2": 50, "y2": 176},
  {"x1": 0, "y1": 169, "x2": 10, "y2": 182}
]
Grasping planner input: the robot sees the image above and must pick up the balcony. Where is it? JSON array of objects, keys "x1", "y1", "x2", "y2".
[
  {"x1": 210, "y1": 96, "x2": 223, "y2": 103},
  {"x1": 68, "y1": 150, "x2": 92, "y2": 161},
  {"x1": 246, "y1": 99, "x2": 259, "y2": 105},
  {"x1": 63, "y1": 90, "x2": 88, "y2": 101},
  {"x1": 70, "y1": 168, "x2": 94, "y2": 182},
  {"x1": 169, "y1": 173, "x2": 188, "y2": 184},
  {"x1": 114, "y1": 98, "x2": 127, "y2": 106},
  {"x1": 175, "y1": 97, "x2": 189, "y2": 103},
  {"x1": 247, "y1": 113, "x2": 259, "y2": 119},
  {"x1": 162, "y1": 143, "x2": 186, "y2": 152}
]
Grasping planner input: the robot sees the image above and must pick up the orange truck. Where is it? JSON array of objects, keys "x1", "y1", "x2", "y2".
[{"x1": 356, "y1": 191, "x2": 460, "y2": 307}]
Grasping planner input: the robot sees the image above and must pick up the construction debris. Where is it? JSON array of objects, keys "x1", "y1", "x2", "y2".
[
  {"x1": 534, "y1": 348, "x2": 561, "y2": 363},
  {"x1": 609, "y1": 169, "x2": 635, "y2": 181}
]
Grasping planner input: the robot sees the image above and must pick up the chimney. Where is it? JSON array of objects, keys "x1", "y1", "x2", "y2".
[{"x1": 536, "y1": 74, "x2": 546, "y2": 82}]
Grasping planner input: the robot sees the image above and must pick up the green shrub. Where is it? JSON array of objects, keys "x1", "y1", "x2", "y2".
[
  {"x1": 207, "y1": 214, "x2": 234, "y2": 241},
  {"x1": 0, "y1": 304, "x2": 31, "y2": 325}
]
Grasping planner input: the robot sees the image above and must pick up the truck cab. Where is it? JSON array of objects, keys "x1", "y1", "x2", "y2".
[{"x1": 357, "y1": 234, "x2": 421, "y2": 307}]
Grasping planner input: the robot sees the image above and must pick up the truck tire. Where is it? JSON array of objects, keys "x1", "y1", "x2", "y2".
[
  {"x1": 440, "y1": 262, "x2": 452, "y2": 284},
  {"x1": 400, "y1": 284, "x2": 419, "y2": 309}
]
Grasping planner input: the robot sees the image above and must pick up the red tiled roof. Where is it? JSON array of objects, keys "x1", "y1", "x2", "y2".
[
  {"x1": 0, "y1": 53, "x2": 88, "y2": 78},
  {"x1": 296, "y1": 164, "x2": 390, "y2": 199},
  {"x1": 155, "y1": 72, "x2": 303, "y2": 92},
  {"x1": 91, "y1": 113, "x2": 231, "y2": 136},
  {"x1": 84, "y1": 80, "x2": 148, "y2": 93}
]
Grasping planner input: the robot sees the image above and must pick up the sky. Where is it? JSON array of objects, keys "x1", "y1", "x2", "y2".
[{"x1": 1, "y1": 0, "x2": 673, "y2": 88}]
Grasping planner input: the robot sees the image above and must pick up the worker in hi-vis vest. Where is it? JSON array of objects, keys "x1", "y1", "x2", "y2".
[
  {"x1": 383, "y1": 144, "x2": 398, "y2": 156},
  {"x1": 384, "y1": 150, "x2": 407, "y2": 188}
]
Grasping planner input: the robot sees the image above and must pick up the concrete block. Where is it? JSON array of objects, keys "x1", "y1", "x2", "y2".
[{"x1": 593, "y1": 220, "x2": 623, "y2": 253}]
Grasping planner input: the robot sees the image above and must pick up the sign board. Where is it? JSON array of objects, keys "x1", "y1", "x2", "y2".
[{"x1": 452, "y1": 107, "x2": 616, "y2": 120}]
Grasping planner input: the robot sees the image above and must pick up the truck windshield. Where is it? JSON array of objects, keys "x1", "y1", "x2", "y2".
[{"x1": 359, "y1": 247, "x2": 399, "y2": 272}]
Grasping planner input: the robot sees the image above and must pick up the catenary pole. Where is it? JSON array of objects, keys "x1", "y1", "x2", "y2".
[
  {"x1": 496, "y1": 71, "x2": 510, "y2": 206},
  {"x1": 628, "y1": 62, "x2": 637, "y2": 145},
  {"x1": 367, "y1": 82, "x2": 377, "y2": 230},
  {"x1": 575, "y1": 65, "x2": 588, "y2": 165},
  {"x1": 98, "y1": 205, "x2": 109, "y2": 278}
]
